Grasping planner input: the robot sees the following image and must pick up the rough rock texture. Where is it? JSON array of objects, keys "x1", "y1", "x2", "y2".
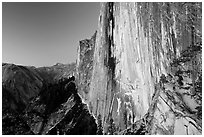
[
  {"x1": 24, "y1": 77, "x2": 97, "y2": 135},
  {"x1": 77, "y1": 2, "x2": 202, "y2": 134},
  {"x1": 2, "y1": 63, "x2": 87, "y2": 135},
  {"x1": 2, "y1": 109, "x2": 34, "y2": 135},
  {"x1": 76, "y1": 31, "x2": 97, "y2": 100},
  {"x1": 3, "y1": 75, "x2": 97, "y2": 135},
  {"x1": 2, "y1": 63, "x2": 43, "y2": 135}
]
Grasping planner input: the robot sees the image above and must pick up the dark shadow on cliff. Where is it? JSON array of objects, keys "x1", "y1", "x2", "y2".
[{"x1": 3, "y1": 76, "x2": 97, "y2": 135}]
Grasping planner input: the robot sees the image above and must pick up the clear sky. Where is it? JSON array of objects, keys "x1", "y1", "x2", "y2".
[{"x1": 2, "y1": 2, "x2": 100, "y2": 67}]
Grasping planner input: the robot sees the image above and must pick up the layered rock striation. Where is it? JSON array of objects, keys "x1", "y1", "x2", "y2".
[
  {"x1": 77, "y1": 2, "x2": 202, "y2": 134},
  {"x1": 76, "y1": 31, "x2": 97, "y2": 99}
]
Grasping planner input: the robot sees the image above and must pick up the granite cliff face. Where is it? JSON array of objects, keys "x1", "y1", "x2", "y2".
[
  {"x1": 2, "y1": 2, "x2": 202, "y2": 135},
  {"x1": 77, "y1": 31, "x2": 97, "y2": 99},
  {"x1": 77, "y1": 2, "x2": 202, "y2": 134}
]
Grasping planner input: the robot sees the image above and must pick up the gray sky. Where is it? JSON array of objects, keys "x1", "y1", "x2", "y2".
[{"x1": 2, "y1": 2, "x2": 100, "y2": 67}]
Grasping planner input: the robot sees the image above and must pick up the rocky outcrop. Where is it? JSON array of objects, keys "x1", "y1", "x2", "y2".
[
  {"x1": 3, "y1": 75, "x2": 97, "y2": 135},
  {"x1": 2, "y1": 63, "x2": 43, "y2": 134},
  {"x1": 76, "y1": 31, "x2": 97, "y2": 100},
  {"x1": 2, "y1": 63, "x2": 93, "y2": 135},
  {"x1": 24, "y1": 76, "x2": 97, "y2": 135},
  {"x1": 2, "y1": 2, "x2": 201, "y2": 135},
  {"x1": 77, "y1": 2, "x2": 202, "y2": 134}
]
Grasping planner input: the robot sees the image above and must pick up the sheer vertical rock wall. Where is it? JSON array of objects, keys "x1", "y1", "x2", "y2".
[
  {"x1": 76, "y1": 32, "x2": 97, "y2": 100},
  {"x1": 76, "y1": 2, "x2": 202, "y2": 134}
]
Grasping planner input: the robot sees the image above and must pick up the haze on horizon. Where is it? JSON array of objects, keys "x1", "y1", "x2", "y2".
[{"x1": 2, "y1": 2, "x2": 100, "y2": 67}]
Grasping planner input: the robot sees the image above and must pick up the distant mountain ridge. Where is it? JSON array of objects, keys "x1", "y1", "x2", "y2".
[
  {"x1": 2, "y1": 62, "x2": 75, "y2": 112},
  {"x1": 2, "y1": 62, "x2": 97, "y2": 135},
  {"x1": 36, "y1": 62, "x2": 75, "y2": 83},
  {"x1": 2, "y1": 63, "x2": 44, "y2": 111}
]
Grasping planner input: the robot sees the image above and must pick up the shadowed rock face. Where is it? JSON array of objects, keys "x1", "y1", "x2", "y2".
[
  {"x1": 2, "y1": 63, "x2": 43, "y2": 135},
  {"x1": 2, "y1": 63, "x2": 75, "y2": 112},
  {"x1": 2, "y1": 63, "x2": 44, "y2": 112},
  {"x1": 2, "y1": 2, "x2": 202, "y2": 135},
  {"x1": 24, "y1": 77, "x2": 97, "y2": 135},
  {"x1": 2, "y1": 63, "x2": 97, "y2": 135},
  {"x1": 77, "y1": 2, "x2": 202, "y2": 135},
  {"x1": 3, "y1": 75, "x2": 97, "y2": 135}
]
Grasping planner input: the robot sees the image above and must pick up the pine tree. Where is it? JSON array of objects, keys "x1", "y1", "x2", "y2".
[
  {"x1": 97, "y1": 114, "x2": 103, "y2": 135},
  {"x1": 107, "y1": 117, "x2": 116, "y2": 135},
  {"x1": 123, "y1": 108, "x2": 128, "y2": 129}
]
